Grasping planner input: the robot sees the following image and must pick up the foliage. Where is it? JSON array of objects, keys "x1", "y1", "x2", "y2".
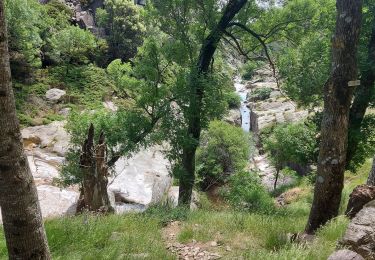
[
  {"x1": 241, "y1": 61, "x2": 258, "y2": 80},
  {"x1": 347, "y1": 115, "x2": 375, "y2": 171},
  {"x1": 196, "y1": 121, "x2": 250, "y2": 190},
  {"x1": 277, "y1": 33, "x2": 331, "y2": 106},
  {"x1": 263, "y1": 0, "x2": 336, "y2": 107},
  {"x1": 264, "y1": 122, "x2": 318, "y2": 171},
  {"x1": 50, "y1": 26, "x2": 97, "y2": 72},
  {"x1": 249, "y1": 87, "x2": 272, "y2": 101},
  {"x1": 48, "y1": 64, "x2": 115, "y2": 107},
  {"x1": 221, "y1": 171, "x2": 275, "y2": 213},
  {"x1": 5, "y1": 0, "x2": 44, "y2": 78},
  {"x1": 224, "y1": 91, "x2": 241, "y2": 109},
  {"x1": 96, "y1": 0, "x2": 146, "y2": 62}
]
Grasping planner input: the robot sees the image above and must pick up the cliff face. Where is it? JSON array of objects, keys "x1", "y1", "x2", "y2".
[{"x1": 239, "y1": 67, "x2": 309, "y2": 190}]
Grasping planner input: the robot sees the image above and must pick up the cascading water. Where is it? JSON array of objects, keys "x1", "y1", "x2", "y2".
[{"x1": 234, "y1": 79, "x2": 251, "y2": 132}]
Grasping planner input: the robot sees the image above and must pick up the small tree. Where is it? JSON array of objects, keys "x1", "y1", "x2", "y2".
[
  {"x1": 264, "y1": 122, "x2": 317, "y2": 190},
  {"x1": 196, "y1": 121, "x2": 250, "y2": 190},
  {"x1": 96, "y1": 0, "x2": 145, "y2": 62},
  {"x1": 50, "y1": 26, "x2": 97, "y2": 74}
]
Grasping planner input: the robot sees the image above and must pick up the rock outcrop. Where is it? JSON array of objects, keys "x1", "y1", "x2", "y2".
[
  {"x1": 224, "y1": 109, "x2": 241, "y2": 126},
  {"x1": 340, "y1": 200, "x2": 375, "y2": 259},
  {"x1": 346, "y1": 185, "x2": 375, "y2": 219},
  {"x1": 328, "y1": 249, "x2": 364, "y2": 260},
  {"x1": 247, "y1": 68, "x2": 308, "y2": 138}
]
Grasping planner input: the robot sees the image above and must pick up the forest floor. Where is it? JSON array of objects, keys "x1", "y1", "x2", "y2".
[{"x1": 0, "y1": 159, "x2": 370, "y2": 260}]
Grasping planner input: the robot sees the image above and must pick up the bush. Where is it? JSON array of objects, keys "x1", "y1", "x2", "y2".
[
  {"x1": 224, "y1": 91, "x2": 241, "y2": 109},
  {"x1": 222, "y1": 171, "x2": 275, "y2": 213},
  {"x1": 264, "y1": 122, "x2": 318, "y2": 173},
  {"x1": 249, "y1": 87, "x2": 272, "y2": 101},
  {"x1": 96, "y1": 0, "x2": 146, "y2": 62},
  {"x1": 241, "y1": 61, "x2": 258, "y2": 80},
  {"x1": 196, "y1": 121, "x2": 250, "y2": 190},
  {"x1": 50, "y1": 26, "x2": 98, "y2": 72}
]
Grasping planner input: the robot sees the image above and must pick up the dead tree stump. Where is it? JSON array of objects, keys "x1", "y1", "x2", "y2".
[{"x1": 76, "y1": 124, "x2": 114, "y2": 214}]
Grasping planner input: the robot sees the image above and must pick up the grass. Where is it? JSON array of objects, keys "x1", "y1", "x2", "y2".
[
  {"x1": 0, "y1": 160, "x2": 371, "y2": 259},
  {"x1": 0, "y1": 214, "x2": 174, "y2": 260}
]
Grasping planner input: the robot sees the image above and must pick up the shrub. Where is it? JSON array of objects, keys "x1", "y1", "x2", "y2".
[
  {"x1": 222, "y1": 171, "x2": 275, "y2": 213},
  {"x1": 224, "y1": 91, "x2": 241, "y2": 109},
  {"x1": 249, "y1": 87, "x2": 272, "y2": 101},
  {"x1": 241, "y1": 61, "x2": 258, "y2": 80},
  {"x1": 96, "y1": 0, "x2": 146, "y2": 62},
  {"x1": 264, "y1": 122, "x2": 318, "y2": 173},
  {"x1": 50, "y1": 26, "x2": 97, "y2": 74},
  {"x1": 196, "y1": 121, "x2": 250, "y2": 190}
]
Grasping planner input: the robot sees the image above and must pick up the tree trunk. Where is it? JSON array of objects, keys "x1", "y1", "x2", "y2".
[
  {"x1": 305, "y1": 0, "x2": 362, "y2": 234},
  {"x1": 178, "y1": 0, "x2": 248, "y2": 206},
  {"x1": 0, "y1": 1, "x2": 51, "y2": 258},
  {"x1": 274, "y1": 168, "x2": 280, "y2": 191},
  {"x1": 76, "y1": 124, "x2": 113, "y2": 213},
  {"x1": 347, "y1": 14, "x2": 375, "y2": 167},
  {"x1": 367, "y1": 155, "x2": 375, "y2": 186}
]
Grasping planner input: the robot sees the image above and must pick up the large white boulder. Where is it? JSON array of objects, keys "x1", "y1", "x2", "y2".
[
  {"x1": 22, "y1": 121, "x2": 70, "y2": 156},
  {"x1": 108, "y1": 147, "x2": 172, "y2": 206},
  {"x1": 37, "y1": 185, "x2": 79, "y2": 218}
]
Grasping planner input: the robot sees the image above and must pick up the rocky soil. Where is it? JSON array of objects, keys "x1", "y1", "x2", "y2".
[{"x1": 163, "y1": 221, "x2": 223, "y2": 260}]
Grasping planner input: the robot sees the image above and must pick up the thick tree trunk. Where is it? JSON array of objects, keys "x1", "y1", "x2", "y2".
[
  {"x1": 367, "y1": 155, "x2": 375, "y2": 186},
  {"x1": 178, "y1": 0, "x2": 248, "y2": 206},
  {"x1": 347, "y1": 16, "x2": 375, "y2": 167},
  {"x1": 77, "y1": 124, "x2": 113, "y2": 213},
  {"x1": 305, "y1": 0, "x2": 362, "y2": 234},
  {"x1": 0, "y1": 1, "x2": 51, "y2": 258}
]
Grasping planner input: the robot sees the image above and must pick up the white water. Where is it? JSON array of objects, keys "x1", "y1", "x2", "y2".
[{"x1": 234, "y1": 80, "x2": 251, "y2": 132}]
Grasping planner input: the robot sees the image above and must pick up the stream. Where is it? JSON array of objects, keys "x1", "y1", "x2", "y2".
[{"x1": 234, "y1": 79, "x2": 251, "y2": 132}]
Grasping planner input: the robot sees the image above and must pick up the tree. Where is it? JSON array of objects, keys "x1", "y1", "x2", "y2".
[
  {"x1": 305, "y1": 0, "x2": 363, "y2": 234},
  {"x1": 347, "y1": 1, "x2": 375, "y2": 169},
  {"x1": 0, "y1": 0, "x2": 51, "y2": 258},
  {"x1": 50, "y1": 26, "x2": 97, "y2": 74},
  {"x1": 177, "y1": 0, "x2": 248, "y2": 205},
  {"x1": 196, "y1": 121, "x2": 250, "y2": 190},
  {"x1": 96, "y1": 0, "x2": 145, "y2": 62},
  {"x1": 264, "y1": 122, "x2": 317, "y2": 189},
  {"x1": 5, "y1": 0, "x2": 44, "y2": 80}
]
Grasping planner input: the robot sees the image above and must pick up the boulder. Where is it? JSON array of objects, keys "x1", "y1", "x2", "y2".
[
  {"x1": 345, "y1": 185, "x2": 375, "y2": 219},
  {"x1": 22, "y1": 121, "x2": 70, "y2": 156},
  {"x1": 328, "y1": 249, "x2": 364, "y2": 260},
  {"x1": 45, "y1": 88, "x2": 66, "y2": 103},
  {"x1": 27, "y1": 150, "x2": 64, "y2": 184},
  {"x1": 0, "y1": 185, "x2": 79, "y2": 223},
  {"x1": 108, "y1": 147, "x2": 172, "y2": 206},
  {"x1": 224, "y1": 109, "x2": 241, "y2": 126},
  {"x1": 37, "y1": 185, "x2": 79, "y2": 218},
  {"x1": 341, "y1": 200, "x2": 375, "y2": 259}
]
